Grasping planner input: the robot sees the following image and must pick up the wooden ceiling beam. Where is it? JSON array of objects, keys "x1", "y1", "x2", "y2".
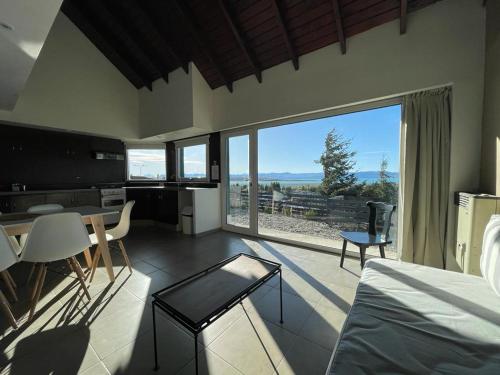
[
  {"x1": 270, "y1": 0, "x2": 299, "y2": 70},
  {"x1": 62, "y1": 1, "x2": 149, "y2": 90},
  {"x1": 92, "y1": 0, "x2": 169, "y2": 86},
  {"x1": 332, "y1": 0, "x2": 346, "y2": 54},
  {"x1": 218, "y1": 0, "x2": 262, "y2": 83},
  {"x1": 137, "y1": 1, "x2": 189, "y2": 74},
  {"x1": 173, "y1": 0, "x2": 233, "y2": 92},
  {"x1": 400, "y1": 0, "x2": 408, "y2": 34}
]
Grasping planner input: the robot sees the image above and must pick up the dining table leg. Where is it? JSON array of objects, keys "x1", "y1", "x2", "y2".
[{"x1": 90, "y1": 215, "x2": 115, "y2": 282}]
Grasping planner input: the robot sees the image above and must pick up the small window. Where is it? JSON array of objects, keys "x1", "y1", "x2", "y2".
[
  {"x1": 126, "y1": 147, "x2": 166, "y2": 181},
  {"x1": 176, "y1": 136, "x2": 210, "y2": 181}
]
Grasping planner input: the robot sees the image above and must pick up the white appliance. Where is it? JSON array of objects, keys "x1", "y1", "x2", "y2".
[
  {"x1": 100, "y1": 188, "x2": 126, "y2": 225},
  {"x1": 456, "y1": 192, "x2": 500, "y2": 275}
]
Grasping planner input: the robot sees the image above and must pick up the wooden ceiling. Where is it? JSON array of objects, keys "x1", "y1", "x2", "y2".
[{"x1": 61, "y1": 0, "x2": 441, "y2": 93}]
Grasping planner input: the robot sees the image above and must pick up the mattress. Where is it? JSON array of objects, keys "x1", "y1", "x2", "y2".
[{"x1": 327, "y1": 259, "x2": 500, "y2": 374}]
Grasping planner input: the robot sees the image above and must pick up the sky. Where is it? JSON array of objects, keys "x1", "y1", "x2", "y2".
[
  {"x1": 127, "y1": 149, "x2": 166, "y2": 178},
  {"x1": 229, "y1": 104, "x2": 401, "y2": 175}
]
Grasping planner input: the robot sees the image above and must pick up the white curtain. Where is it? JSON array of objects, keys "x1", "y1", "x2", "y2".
[{"x1": 400, "y1": 87, "x2": 451, "y2": 268}]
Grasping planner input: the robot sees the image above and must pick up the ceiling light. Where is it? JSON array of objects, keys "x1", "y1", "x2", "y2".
[{"x1": 0, "y1": 22, "x2": 14, "y2": 31}]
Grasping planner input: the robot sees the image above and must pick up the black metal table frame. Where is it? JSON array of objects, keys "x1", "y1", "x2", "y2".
[{"x1": 151, "y1": 253, "x2": 283, "y2": 374}]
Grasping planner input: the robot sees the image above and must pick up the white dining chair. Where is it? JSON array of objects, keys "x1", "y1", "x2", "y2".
[
  {"x1": 0, "y1": 226, "x2": 21, "y2": 329},
  {"x1": 0, "y1": 212, "x2": 21, "y2": 302},
  {"x1": 89, "y1": 201, "x2": 135, "y2": 282},
  {"x1": 27, "y1": 204, "x2": 64, "y2": 214},
  {"x1": 21, "y1": 212, "x2": 92, "y2": 320}
]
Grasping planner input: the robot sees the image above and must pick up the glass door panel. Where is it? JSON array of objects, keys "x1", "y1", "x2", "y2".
[{"x1": 225, "y1": 134, "x2": 251, "y2": 230}]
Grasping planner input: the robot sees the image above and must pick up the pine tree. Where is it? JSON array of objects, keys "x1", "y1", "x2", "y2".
[
  {"x1": 316, "y1": 129, "x2": 357, "y2": 196},
  {"x1": 379, "y1": 156, "x2": 389, "y2": 183}
]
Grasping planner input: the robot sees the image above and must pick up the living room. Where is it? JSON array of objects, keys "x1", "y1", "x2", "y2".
[{"x1": 0, "y1": 0, "x2": 499, "y2": 374}]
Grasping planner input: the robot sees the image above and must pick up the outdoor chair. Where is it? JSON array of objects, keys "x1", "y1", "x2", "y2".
[{"x1": 340, "y1": 201, "x2": 396, "y2": 269}]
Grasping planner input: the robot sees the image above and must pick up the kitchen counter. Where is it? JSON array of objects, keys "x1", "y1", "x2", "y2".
[
  {"x1": 124, "y1": 186, "x2": 215, "y2": 191},
  {"x1": 0, "y1": 188, "x2": 99, "y2": 197}
]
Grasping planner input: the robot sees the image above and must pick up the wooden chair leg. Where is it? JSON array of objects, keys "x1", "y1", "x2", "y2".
[
  {"x1": 118, "y1": 240, "x2": 133, "y2": 274},
  {"x1": 379, "y1": 245, "x2": 386, "y2": 259},
  {"x1": 89, "y1": 246, "x2": 101, "y2": 283},
  {"x1": 340, "y1": 239, "x2": 348, "y2": 268},
  {"x1": 70, "y1": 257, "x2": 91, "y2": 301},
  {"x1": 360, "y1": 246, "x2": 366, "y2": 269},
  {"x1": 30, "y1": 264, "x2": 44, "y2": 301},
  {"x1": 28, "y1": 264, "x2": 47, "y2": 321},
  {"x1": 6, "y1": 270, "x2": 17, "y2": 289},
  {"x1": 1, "y1": 271, "x2": 18, "y2": 302},
  {"x1": 83, "y1": 248, "x2": 93, "y2": 270},
  {"x1": 26, "y1": 263, "x2": 37, "y2": 285},
  {"x1": 0, "y1": 290, "x2": 17, "y2": 329}
]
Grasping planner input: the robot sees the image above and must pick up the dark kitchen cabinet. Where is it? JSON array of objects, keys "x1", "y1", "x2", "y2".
[
  {"x1": 126, "y1": 188, "x2": 178, "y2": 224},
  {"x1": 154, "y1": 190, "x2": 178, "y2": 225},
  {"x1": 11, "y1": 195, "x2": 46, "y2": 212},
  {"x1": 45, "y1": 192, "x2": 75, "y2": 207},
  {"x1": 0, "y1": 198, "x2": 11, "y2": 213},
  {"x1": 75, "y1": 190, "x2": 100, "y2": 206},
  {"x1": 127, "y1": 189, "x2": 154, "y2": 220}
]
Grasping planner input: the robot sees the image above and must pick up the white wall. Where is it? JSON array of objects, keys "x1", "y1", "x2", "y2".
[
  {"x1": 480, "y1": 0, "x2": 500, "y2": 193},
  {"x1": 209, "y1": 0, "x2": 486, "y2": 270},
  {"x1": 0, "y1": 13, "x2": 139, "y2": 139},
  {"x1": 138, "y1": 67, "x2": 193, "y2": 139}
]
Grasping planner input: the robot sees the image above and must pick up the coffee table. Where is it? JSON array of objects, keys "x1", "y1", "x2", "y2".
[{"x1": 151, "y1": 253, "x2": 283, "y2": 374}]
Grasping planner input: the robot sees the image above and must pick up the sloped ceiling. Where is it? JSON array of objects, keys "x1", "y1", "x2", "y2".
[{"x1": 62, "y1": 0, "x2": 441, "y2": 93}]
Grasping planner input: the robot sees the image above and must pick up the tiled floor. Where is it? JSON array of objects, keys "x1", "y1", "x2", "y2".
[{"x1": 0, "y1": 227, "x2": 363, "y2": 375}]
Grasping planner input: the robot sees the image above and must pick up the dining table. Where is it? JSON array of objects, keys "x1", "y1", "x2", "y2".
[{"x1": 0, "y1": 206, "x2": 119, "y2": 282}]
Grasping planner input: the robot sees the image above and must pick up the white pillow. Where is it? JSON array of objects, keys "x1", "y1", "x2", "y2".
[{"x1": 480, "y1": 215, "x2": 500, "y2": 296}]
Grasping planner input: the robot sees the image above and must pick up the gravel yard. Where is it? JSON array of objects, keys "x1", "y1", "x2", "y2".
[
  {"x1": 229, "y1": 211, "x2": 365, "y2": 241},
  {"x1": 228, "y1": 210, "x2": 396, "y2": 253}
]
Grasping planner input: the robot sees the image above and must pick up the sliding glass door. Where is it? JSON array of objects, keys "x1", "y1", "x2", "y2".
[
  {"x1": 222, "y1": 130, "x2": 257, "y2": 234},
  {"x1": 222, "y1": 103, "x2": 401, "y2": 258}
]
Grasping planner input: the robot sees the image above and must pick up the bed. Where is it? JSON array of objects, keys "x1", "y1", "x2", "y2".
[{"x1": 326, "y1": 258, "x2": 500, "y2": 374}]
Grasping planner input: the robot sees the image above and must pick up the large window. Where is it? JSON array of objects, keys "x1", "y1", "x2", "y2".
[
  {"x1": 223, "y1": 103, "x2": 401, "y2": 258},
  {"x1": 176, "y1": 136, "x2": 209, "y2": 181},
  {"x1": 127, "y1": 147, "x2": 166, "y2": 180}
]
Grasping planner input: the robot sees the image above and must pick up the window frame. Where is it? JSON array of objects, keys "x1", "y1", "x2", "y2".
[
  {"x1": 125, "y1": 144, "x2": 167, "y2": 182},
  {"x1": 175, "y1": 135, "x2": 210, "y2": 182}
]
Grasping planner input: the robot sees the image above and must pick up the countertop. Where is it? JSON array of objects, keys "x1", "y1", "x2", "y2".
[
  {"x1": 0, "y1": 184, "x2": 219, "y2": 197},
  {"x1": 0, "y1": 188, "x2": 99, "y2": 197}
]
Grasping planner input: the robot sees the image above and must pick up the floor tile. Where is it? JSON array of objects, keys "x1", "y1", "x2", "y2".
[
  {"x1": 248, "y1": 289, "x2": 316, "y2": 335},
  {"x1": 102, "y1": 315, "x2": 195, "y2": 375},
  {"x1": 176, "y1": 348, "x2": 242, "y2": 375},
  {"x1": 209, "y1": 312, "x2": 297, "y2": 375},
  {"x1": 275, "y1": 335, "x2": 332, "y2": 375},
  {"x1": 88, "y1": 302, "x2": 152, "y2": 359},
  {"x1": 299, "y1": 303, "x2": 345, "y2": 350},
  {"x1": 2, "y1": 328, "x2": 99, "y2": 375}
]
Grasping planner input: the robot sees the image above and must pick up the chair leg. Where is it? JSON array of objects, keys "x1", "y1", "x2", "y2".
[
  {"x1": 379, "y1": 245, "x2": 386, "y2": 259},
  {"x1": 89, "y1": 246, "x2": 101, "y2": 283},
  {"x1": 70, "y1": 257, "x2": 91, "y2": 301},
  {"x1": 83, "y1": 248, "x2": 93, "y2": 270},
  {"x1": 26, "y1": 263, "x2": 37, "y2": 285},
  {"x1": 6, "y1": 270, "x2": 17, "y2": 289},
  {"x1": 30, "y1": 264, "x2": 44, "y2": 301},
  {"x1": 360, "y1": 246, "x2": 366, "y2": 269},
  {"x1": 340, "y1": 240, "x2": 348, "y2": 268},
  {"x1": 28, "y1": 264, "x2": 47, "y2": 321},
  {"x1": 1, "y1": 271, "x2": 18, "y2": 302},
  {"x1": 0, "y1": 290, "x2": 17, "y2": 329},
  {"x1": 118, "y1": 240, "x2": 133, "y2": 274}
]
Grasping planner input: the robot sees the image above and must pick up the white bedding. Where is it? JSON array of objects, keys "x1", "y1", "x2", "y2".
[{"x1": 327, "y1": 259, "x2": 500, "y2": 374}]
